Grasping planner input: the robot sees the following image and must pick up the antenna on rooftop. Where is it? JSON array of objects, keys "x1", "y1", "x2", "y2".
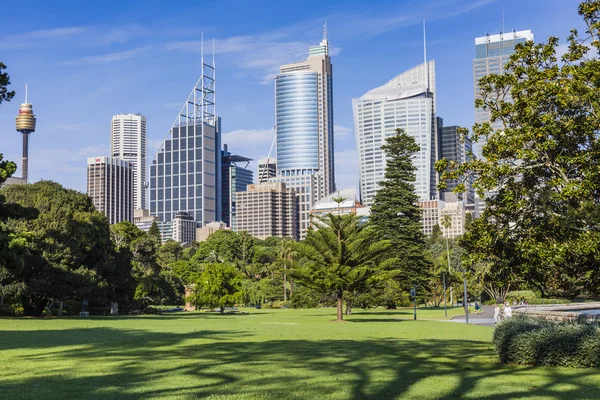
[
  {"x1": 423, "y1": 20, "x2": 429, "y2": 94},
  {"x1": 323, "y1": 21, "x2": 327, "y2": 40}
]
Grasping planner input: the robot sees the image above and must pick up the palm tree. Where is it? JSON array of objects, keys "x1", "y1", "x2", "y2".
[
  {"x1": 277, "y1": 238, "x2": 297, "y2": 301},
  {"x1": 293, "y1": 213, "x2": 390, "y2": 321}
]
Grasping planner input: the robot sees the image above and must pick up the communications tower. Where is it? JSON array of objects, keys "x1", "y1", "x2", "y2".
[{"x1": 15, "y1": 85, "x2": 36, "y2": 183}]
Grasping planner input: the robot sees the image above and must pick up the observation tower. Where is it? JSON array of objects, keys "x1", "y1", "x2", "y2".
[{"x1": 15, "y1": 85, "x2": 36, "y2": 183}]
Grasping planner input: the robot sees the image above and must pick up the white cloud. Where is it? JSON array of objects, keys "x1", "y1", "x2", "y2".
[
  {"x1": 334, "y1": 125, "x2": 353, "y2": 140},
  {"x1": 62, "y1": 45, "x2": 153, "y2": 66},
  {"x1": 222, "y1": 128, "x2": 275, "y2": 148},
  {"x1": 0, "y1": 27, "x2": 87, "y2": 49}
]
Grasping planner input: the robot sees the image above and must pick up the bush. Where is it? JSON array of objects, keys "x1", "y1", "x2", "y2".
[
  {"x1": 506, "y1": 290, "x2": 537, "y2": 303},
  {"x1": 493, "y1": 316, "x2": 600, "y2": 368},
  {"x1": 528, "y1": 298, "x2": 570, "y2": 305},
  {"x1": 0, "y1": 304, "x2": 15, "y2": 316}
]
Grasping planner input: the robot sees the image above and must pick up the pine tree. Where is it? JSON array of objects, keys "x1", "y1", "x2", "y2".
[
  {"x1": 370, "y1": 128, "x2": 430, "y2": 287},
  {"x1": 148, "y1": 221, "x2": 161, "y2": 242}
]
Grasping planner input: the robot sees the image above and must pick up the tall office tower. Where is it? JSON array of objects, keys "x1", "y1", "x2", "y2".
[
  {"x1": 111, "y1": 114, "x2": 147, "y2": 210},
  {"x1": 437, "y1": 118, "x2": 475, "y2": 204},
  {"x1": 473, "y1": 30, "x2": 533, "y2": 160},
  {"x1": 353, "y1": 60, "x2": 437, "y2": 206},
  {"x1": 236, "y1": 182, "x2": 298, "y2": 240},
  {"x1": 221, "y1": 144, "x2": 253, "y2": 229},
  {"x1": 257, "y1": 158, "x2": 276, "y2": 183},
  {"x1": 15, "y1": 85, "x2": 36, "y2": 183},
  {"x1": 275, "y1": 27, "x2": 335, "y2": 239},
  {"x1": 87, "y1": 156, "x2": 133, "y2": 224},
  {"x1": 149, "y1": 53, "x2": 221, "y2": 228},
  {"x1": 172, "y1": 212, "x2": 196, "y2": 244}
]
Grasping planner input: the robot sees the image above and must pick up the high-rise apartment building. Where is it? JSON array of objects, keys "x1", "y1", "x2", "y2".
[
  {"x1": 236, "y1": 182, "x2": 298, "y2": 240},
  {"x1": 437, "y1": 118, "x2": 474, "y2": 204},
  {"x1": 111, "y1": 114, "x2": 147, "y2": 210},
  {"x1": 221, "y1": 144, "x2": 253, "y2": 229},
  {"x1": 87, "y1": 156, "x2": 133, "y2": 224},
  {"x1": 353, "y1": 60, "x2": 437, "y2": 206},
  {"x1": 257, "y1": 158, "x2": 276, "y2": 183},
  {"x1": 473, "y1": 30, "x2": 533, "y2": 159},
  {"x1": 172, "y1": 212, "x2": 196, "y2": 244},
  {"x1": 274, "y1": 29, "x2": 335, "y2": 238},
  {"x1": 149, "y1": 58, "x2": 221, "y2": 228}
]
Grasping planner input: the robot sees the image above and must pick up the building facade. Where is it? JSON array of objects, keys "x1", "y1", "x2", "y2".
[
  {"x1": 437, "y1": 119, "x2": 475, "y2": 204},
  {"x1": 310, "y1": 188, "x2": 365, "y2": 219},
  {"x1": 111, "y1": 113, "x2": 147, "y2": 210},
  {"x1": 275, "y1": 30, "x2": 335, "y2": 238},
  {"x1": 473, "y1": 30, "x2": 533, "y2": 159},
  {"x1": 172, "y1": 212, "x2": 196, "y2": 244},
  {"x1": 257, "y1": 158, "x2": 276, "y2": 183},
  {"x1": 221, "y1": 144, "x2": 253, "y2": 229},
  {"x1": 149, "y1": 61, "x2": 221, "y2": 228},
  {"x1": 87, "y1": 156, "x2": 133, "y2": 224},
  {"x1": 235, "y1": 182, "x2": 298, "y2": 240},
  {"x1": 353, "y1": 60, "x2": 437, "y2": 206},
  {"x1": 196, "y1": 221, "x2": 229, "y2": 242}
]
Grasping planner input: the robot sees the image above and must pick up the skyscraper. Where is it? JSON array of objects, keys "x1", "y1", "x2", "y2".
[
  {"x1": 437, "y1": 118, "x2": 474, "y2": 204},
  {"x1": 353, "y1": 60, "x2": 437, "y2": 206},
  {"x1": 149, "y1": 53, "x2": 221, "y2": 228},
  {"x1": 473, "y1": 30, "x2": 533, "y2": 159},
  {"x1": 257, "y1": 158, "x2": 276, "y2": 183},
  {"x1": 87, "y1": 156, "x2": 133, "y2": 224},
  {"x1": 275, "y1": 27, "x2": 335, "y2": 238},
  {"x1": 111, "y1": 113, "x2": 147, "y2": 210},
  {"x1": 221, "y1": 144, "x2": 253, "y2": 229}
]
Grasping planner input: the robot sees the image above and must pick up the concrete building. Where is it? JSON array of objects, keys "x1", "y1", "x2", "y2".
[
  {"x1": 87, "y1": 156, "x2": 133, "y2": 224},
  {"x1": 221, "y1": 144, "x2": 253, "y2": 229},
  {"x1": 236, "y1": 182, "x2": 298, "y2": 240},
  {"x1": 420, "y1": 200, "x2": 469, "y2": 238},
  {"x1": 437, "y1": 118, "x2": 475, "y2": 204},
  {"x1": 111, "y1": 113, "x2": 147, "y2": 210},
  {"x1": 353, "y1": 60, "x2": 437, "y2": 206},
  {"x1": 0, "y1": 177, "x2": 27, "y2": 188},
  {"x1": 172, "y1": 211, "x2": 196, "y2": 244},
  {"x1": 196, "y1": 221, "x2": 229, "y2": 242},
  {"x1": 133, "y1": 209, "x2": 172, "y2": 242},
  {"x1": 149, "y1": 58, "x2": 221, "y2": 228},
  {"x1": 257, "y1": 158, "x2": 276, "y2": 183},
  {"x1": 274, "y1": 27, "x2": 335, "y2": 239},
  {"x1": 310, "y1": 188, "x2": 365, "y2": 219},
  {"x1": 420, "y1": 200, "x2": 440, "y2": 237}
]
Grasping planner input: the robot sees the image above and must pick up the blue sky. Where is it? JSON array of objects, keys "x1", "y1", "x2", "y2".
[{"x1": 0, "y1": 0, "x2": 583, "y2": 193}]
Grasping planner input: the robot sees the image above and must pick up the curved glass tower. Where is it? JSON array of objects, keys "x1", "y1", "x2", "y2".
[{"x1": 275, "y1": 72, "x2": 319, "y2": 171}]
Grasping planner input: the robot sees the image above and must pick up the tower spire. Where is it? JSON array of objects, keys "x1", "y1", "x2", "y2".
[
  {"x1": 423, "y1": 20, "x2": 429, "y2": 93},
  {"x1": 25, "y1": 84, "x2": 28, "y2": 103},
  {"x1": 323, "y1": 21, "x2": 327, "y2": 40}
]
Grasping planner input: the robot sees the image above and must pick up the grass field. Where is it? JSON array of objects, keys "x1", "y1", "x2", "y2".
[{"x1": 1, "y1": 307, "x2": 600, "y2": 400}]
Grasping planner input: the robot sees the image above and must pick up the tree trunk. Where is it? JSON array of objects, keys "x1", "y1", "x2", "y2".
[
  {"x1": 336, "y1": 292, "x2": 343, "y2": 321},
  {"x1": 290, "y1": 279, "x2": 293, "y2": 298},
  {"x1": 22, "y1": 296, "x2": 48, "y2": 317},
  {"x1": 345, "y1": 302, "x2": 352, "y2": 315},
  {"x1": 0, "y1": 296, "x2": 3, "y2": 306},
  {"x1": 283, "y1": 269, "x2": 287, "y2": 301},
  {"x1": 220, "y1": 306, "x2": 225, "y2": 314},
  {"x1": 58, "y1": 301, "x2": 64, "y2": 317}
]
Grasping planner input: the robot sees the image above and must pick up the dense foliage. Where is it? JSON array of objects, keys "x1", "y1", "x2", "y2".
[
  {"x1": 493, "y1": 316, "x2": 600, "y2": 368},
  {"x1": 438, "y1": 0, "x2": 600, "y2": 299},
  {"x1": 0, "y1": 61, "x2": 15, "y2": 104}
]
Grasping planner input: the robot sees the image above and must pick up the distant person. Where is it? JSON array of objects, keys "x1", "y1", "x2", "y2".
[
  {"x1": 504, "y1": 303, "x2": 513, "y2": 319},
  {"x1": 494, "y1": 304, "x2": 500, "y2": 324}
]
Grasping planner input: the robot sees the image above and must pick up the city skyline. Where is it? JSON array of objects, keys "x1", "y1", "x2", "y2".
[{"x1": 0, "y1": 0, "x2": 583, "y2": 195}]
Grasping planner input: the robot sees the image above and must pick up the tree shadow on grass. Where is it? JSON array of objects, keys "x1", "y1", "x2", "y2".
[{"x1": 1, "y1": 322, "x2": 600, "y2": 399}]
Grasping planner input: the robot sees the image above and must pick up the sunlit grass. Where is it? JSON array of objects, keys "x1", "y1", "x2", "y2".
[{"x1": 1, "y1": 308, "x2": 599, "y2": 399}]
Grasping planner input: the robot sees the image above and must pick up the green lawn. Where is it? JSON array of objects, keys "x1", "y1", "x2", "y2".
[{"x1": 1, "y1": 308, "x2": 599, "y2": 400}]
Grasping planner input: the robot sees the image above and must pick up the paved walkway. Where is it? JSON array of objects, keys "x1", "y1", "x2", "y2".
[{"x1": 449, "y1": 305, "x2": 496, "y2": 327}]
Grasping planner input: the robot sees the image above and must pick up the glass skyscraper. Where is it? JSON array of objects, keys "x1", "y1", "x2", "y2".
[
  {"x1": 275, "y1": 31, "x2": 335, "y2": 238},
  {"x1": 353, "y1": 61, "x2": 437, "y2": 206},
  {"x1": 473, "y1": 30, "x2": 533, "y2": 159},
  {"x1": 149, "y1": 60, "x2": 221, "y2": 227},
  {"x1": 221, "y1": 144, "x2": 253, "y2": 229}
]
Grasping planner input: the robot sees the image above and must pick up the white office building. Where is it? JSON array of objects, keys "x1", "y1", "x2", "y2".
[
  {"x1": 353, "y1": 61, "x2": 437, "y2": 206},
  {"x1": 111, "y1": 114, "x2": 147, "y2": 210}
]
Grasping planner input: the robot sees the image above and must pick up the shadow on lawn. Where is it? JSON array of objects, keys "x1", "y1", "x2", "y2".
[{"x1": 1, "y1": 319, "x2": 600, "y2": 399}]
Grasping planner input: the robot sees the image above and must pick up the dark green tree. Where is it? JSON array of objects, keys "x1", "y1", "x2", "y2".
[
  {"x1": 0, "y1": 62, "x2": 15, "y2": 105},
  {"x1": 147, "y1": 221, "x2": 161, "y2": 242},
  {"x1": 370, "y1": 128, "x2": 430, "y2": 288},
  {"x1": 438, "y1": 0, "x2": 600, "y2": 298},
  {"x1": 292, "y1": 214, "x2": 390, "y2": 321},
  {"x1": 1, "y1": 181, "x2": 118, "y2": 315}
]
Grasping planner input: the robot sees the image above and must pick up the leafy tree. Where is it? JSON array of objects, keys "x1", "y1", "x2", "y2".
[
  {"x1": 292, "y1": 214, "x2": 390, "y2": 321},
  {"x1": 147, "y1": 221, "x2": 161, "y2": 242},
  {"x1": 437, "y1": 0, "x2": 600, "y2": 298},
  {"x1": 370, "y1": 128, "x2": 430, "y2": 288},
  {"x1": 195, "y1": 262, "x2": 243, "y2": 313},
  {"x1": 0, "y1": 62, "x2": 15, "y2": 105},
  {"x1": 1, "y1": 181, "x2": 118, "y2": 315},
  {"x1": 193, "y1": 230, "x2": 241, "y2": 263}
]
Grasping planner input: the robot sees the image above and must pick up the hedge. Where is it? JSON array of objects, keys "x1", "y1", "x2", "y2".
[{"x1": 493, "y1": 316, "x2": 600, "y2": 368}]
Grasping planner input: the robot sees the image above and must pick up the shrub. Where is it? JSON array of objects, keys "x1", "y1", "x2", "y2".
[
  {"x1": 0, "y1": 304, "x2": 16, "y2": 316},
  {"x1": 528, "y1": 298, "x2": 570, "y2": 305},
  {"x1": 506, "y1": 290, "x2": 537, "y2": 303},
  {"x1": 493, "y1": 316, "x2": 600, "y2": 368}
]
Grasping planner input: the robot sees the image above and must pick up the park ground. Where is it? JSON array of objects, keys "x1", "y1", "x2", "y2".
[{"x1": 1, "y1": 307, "x2": 600, "y2": 400}]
